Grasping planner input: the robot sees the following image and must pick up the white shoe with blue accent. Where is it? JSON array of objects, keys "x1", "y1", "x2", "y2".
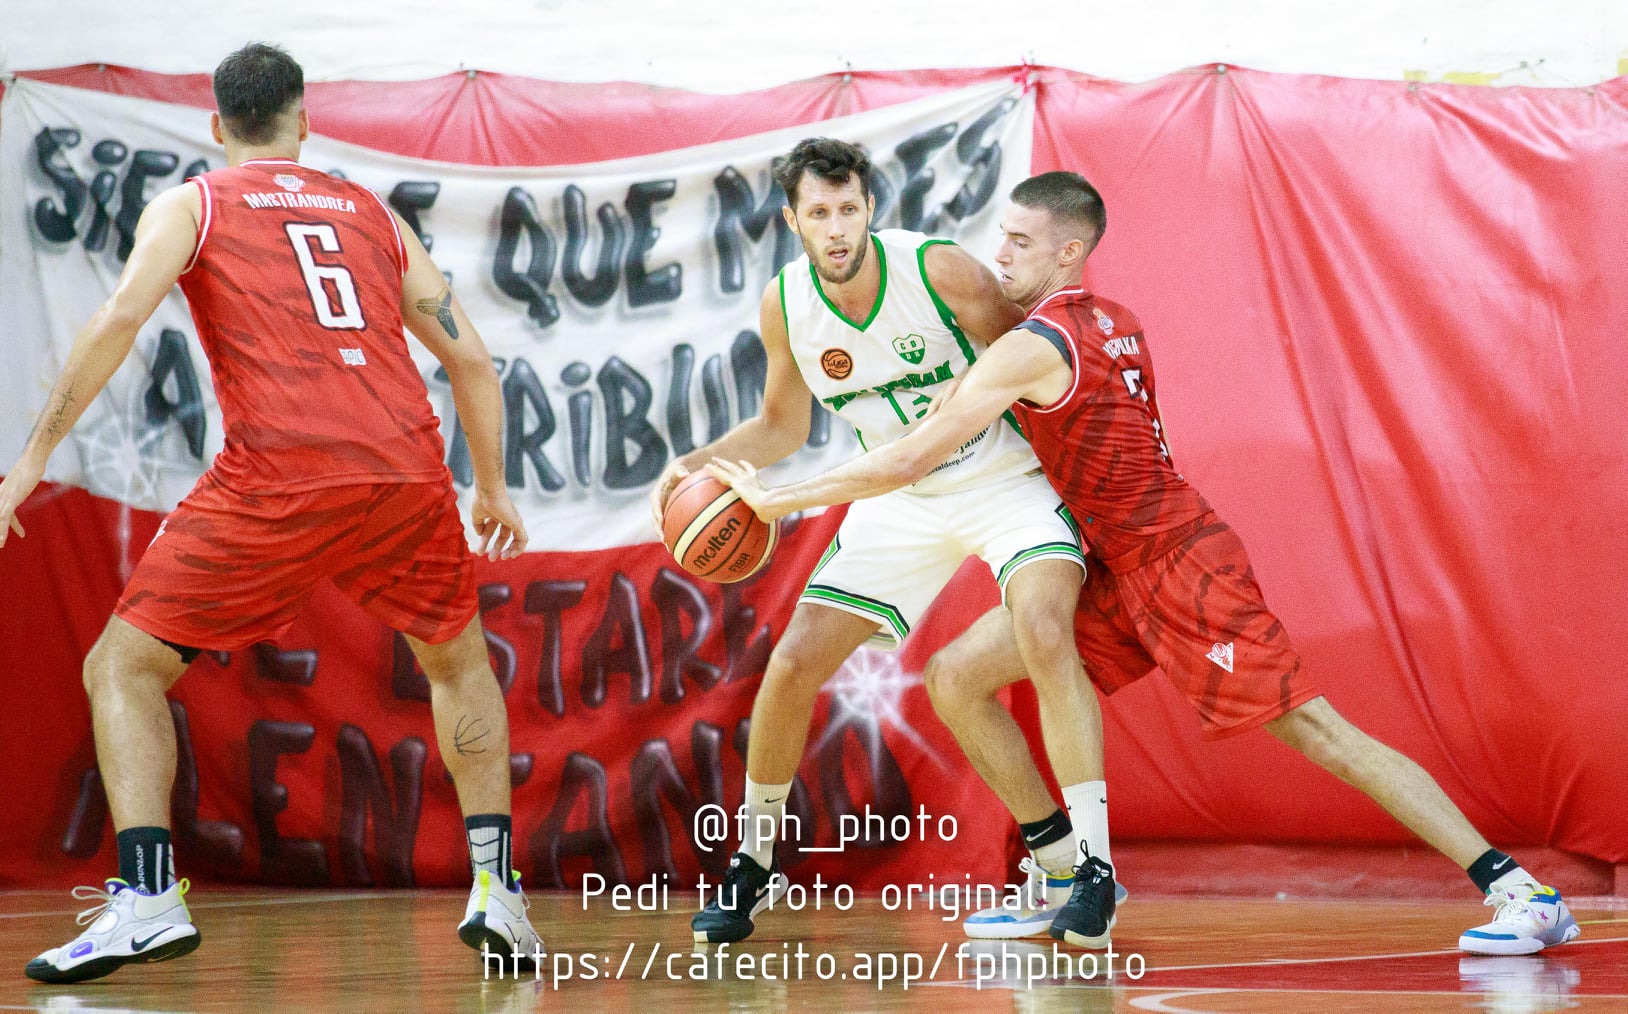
[
  {"x1": 1458, "y1": 883, "x2": 1581, "y2": 956},
  {"x1": 459, "y1": 869, "x2": 545, "y2": 967},
  {"x1": 26, "y1": 879, "x2": 200, "y2": 984},
  {"x1": 963, "y1": 858, "x2": 1130, "y2": 939}
]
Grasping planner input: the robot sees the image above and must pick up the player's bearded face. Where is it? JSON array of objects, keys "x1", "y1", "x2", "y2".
[{"x1": 790, "y1": 173, "x2": 873, "y2": 285}]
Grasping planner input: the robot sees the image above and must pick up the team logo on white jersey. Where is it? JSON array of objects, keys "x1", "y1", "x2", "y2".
[
  {"x1": 340, "y1": 348, "x2": 368, "y2": 366},
  {"x1": 891, "y1": 333, "x2": 926, "y2": 365},
  {"x1": 1092, "y1": 307, "x2": 1115, "y2": 334},
  {"x1": 1206, "y1": 641, "x2": 1234, "y2": 673},
  {"x1": 274, "y1": 173, "x2": 305, "y2": 192}
]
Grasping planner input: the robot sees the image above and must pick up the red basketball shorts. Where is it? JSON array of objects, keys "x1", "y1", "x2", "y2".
[
  {"x1": 116, "y1": 475, "x2": 478, "y2": 651},
  {"x1": 1073, "y1": 512, "x2": 1322, "y2": 737}
]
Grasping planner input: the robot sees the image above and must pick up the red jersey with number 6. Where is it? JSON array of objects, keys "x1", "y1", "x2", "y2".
[
  {"x1": 1010, "y1": 288, "x2": 1212, "y2": 568},
  {"x1": 177, "y1": 158, "x2": 447, "y2": 494}
]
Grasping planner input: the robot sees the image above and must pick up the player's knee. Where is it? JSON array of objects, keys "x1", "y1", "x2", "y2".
[
  {"x1": 922, "y1": 648, "x2": 979, "y2": 710},
  {"x1": 1273, "y1": 700, "x2": 1360, "y2": 777},
  {"x1": 1011, "y1": 610, "x2": 1076, "y2": 676},
  {"x1": 763, "y1": 634, "x2": 835, "y2": 696}
]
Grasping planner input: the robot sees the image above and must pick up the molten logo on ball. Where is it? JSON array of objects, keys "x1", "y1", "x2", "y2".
[
  {"x1": 689, "y1": 515, "x2": 742, "y2": 569},
  {"x1": 821, "y1": 348, "x2": 853, "y2": 380}
]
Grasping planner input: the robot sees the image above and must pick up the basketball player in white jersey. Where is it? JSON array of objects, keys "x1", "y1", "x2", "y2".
[{"x1": 651, "y1": 139, "x2": 1113, "y2": 943}]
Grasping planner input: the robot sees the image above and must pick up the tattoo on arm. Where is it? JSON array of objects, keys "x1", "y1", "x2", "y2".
[
  {"x1": 26, "y1": 384, "x2": 76, "y2": 449},
  {"x1": 415, "y1": 286, "x2": 460, "y2": 340},
  {"x1": 453, "y1": 715, "x2": 490, "y2": 756}
]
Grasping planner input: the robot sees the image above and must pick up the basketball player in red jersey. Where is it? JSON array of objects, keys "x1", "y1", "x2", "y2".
[
  {"x1": 709, "y1": 171, "x2": 1579, "y2": 957},
  {"x1": 0, "y1": 45, "x2": 543, "y2": 983}
]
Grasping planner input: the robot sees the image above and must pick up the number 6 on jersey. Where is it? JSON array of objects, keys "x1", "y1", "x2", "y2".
[{"x1": 284, "y1": 222, "x2": 366, "y2": 329}]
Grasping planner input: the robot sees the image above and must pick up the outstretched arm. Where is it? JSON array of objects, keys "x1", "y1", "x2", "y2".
[
  {"x1": 0, "y1": 183, "x2": 200, "y2": 548},
  {"x1": 395, "y1": 211, "x2": 526, "y2": 560},
  {"x1": 710, "y1": 329, "x2": 1069, "y2": 520}
]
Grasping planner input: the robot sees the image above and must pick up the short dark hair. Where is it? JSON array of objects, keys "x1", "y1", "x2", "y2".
[
  {"x1": 213, "y1": 43, "x2": 304, "y2": 145},
  {"x1": 1010, "y1": 171, "x2": 1106, "y2": 249},
  {"x1": 772, "y1": 138, "x2": 873, "y2": 208}
]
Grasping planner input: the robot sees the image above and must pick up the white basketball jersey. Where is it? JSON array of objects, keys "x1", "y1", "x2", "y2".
[{"x1": 780, "y1": 229, "x2": 1037, "y2": 495}]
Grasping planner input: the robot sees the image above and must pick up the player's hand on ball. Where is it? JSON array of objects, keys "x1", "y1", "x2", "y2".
[
  {"x1": 706, "y1": 458, "x2": 778, "y2": 522},
  {"x1": 472, "y1": 487, "x2": 528, "y2": 561},
  {"x1": 650, "y1": 460, "x2": 691, "y2": 533}
]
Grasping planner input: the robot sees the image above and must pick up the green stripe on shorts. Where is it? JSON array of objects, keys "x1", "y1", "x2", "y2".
[
  {"x1": 996, "y1": 541, "x2": 1087, "y2": 587},
  {"x1": 801, "y1": 584, "x2": 910, "y2": 643}
]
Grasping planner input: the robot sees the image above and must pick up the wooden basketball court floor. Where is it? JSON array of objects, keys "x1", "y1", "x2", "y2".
[{"x1": 1, "y1": 889, "x2": 1624, "y2": 1012}]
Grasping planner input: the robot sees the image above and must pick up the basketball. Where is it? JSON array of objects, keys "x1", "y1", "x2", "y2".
[{"x1": 661, "y1": 471, "x2": 779, "y2": 582}]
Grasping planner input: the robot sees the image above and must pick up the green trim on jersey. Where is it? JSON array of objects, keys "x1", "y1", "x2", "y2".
[
  {"x1": 777, "y1": 269, "x2": 790, "y2": 339},
  {"x1": 810, "y1": 234, "x2": 887, "y2": 331},
  {"x1": 854, "y1": 428, "x2": 869, "y2": 451},
  {"x1": 1001, "y1": 408, "x2": 1025, "y2": 438},
  {"x1": 802, "y1": 584, "x2": 909, "y2": 642},
  {"x1": 995, "y1": 541, "x2": 1087, "y2": 587},
  {"x1": 917, "y1": 239, "x2": 978, "y2": 366}
]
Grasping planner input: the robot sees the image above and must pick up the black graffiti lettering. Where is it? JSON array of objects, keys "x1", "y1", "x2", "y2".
[
  {"x1": 32, "y1": 128, "x2": 86, "y2": 243},
  {"x1": 944, "y1": 98, "x2": 1015, "y2": 222},
  {"x1": 169, "y1": 701, "x2": 245, "y2": 871},
  {"x1": 391, "y1": 584, "x2": 518, "y2": 701},
  {"x1": 561, "y1": 184, "x2": 627, "y2": 307},
  {"x1": 559, "y1": 362, "x2": 593, "y2": 486},
  {"x1": 251, "y1": 643, "x2": 317, "y2": 685},
  {"x1": 114, "y1": 150, "x2": 180, "y2": 260},
  {"x1": 182, "y1": 158, "x2": 210, "y2": 182},
  {"x1": 892, "y1": 123, "x2": 958, "y2": 233},
  {"x1": 144, "y1": 328, "x2": 207, "y2": 460},
  {"x1": 624, "y1": 180, "x2": 681, "y2": 307},
  {"x1": 630, "y1": 736, "x2": 723, "y2": 881},
  {"x1": 700, "y1": 354, "x2": 730, "y2": 444},
  {"x1": 806, "y1": 396, "x2": 833, "y2": 448},
  {"x1": 599, "y1": 356, "x2": 666, "y2": 489},
  {"x1": 721, "y1": 573, "x2": 774, "y2": 684},
  {"x1": 652, "y1": 568, "x2": 720, "y2": 704},
  {"x1": 336, "y1": 724, "x2": 426, "y2": 887},
  {"x1": 524, "y1": 579, "x2": 587, "y2": 717},
  {"x1": 247, "y1": 720, "x2": 329, "y2": 885},
  {"x1": 530, "y1": 752, "x2": 627, "y2": 888},
  {"x1": 665, "y1": 344, "x2": 698, "y2": 457},
  {"x1": 85, "y1": 140, "x2": 126, "y2": 254},
  {"x1": 503, "y1": 358, "x2": 567, "y2": 492},
  {"x1": 493, "y1": 187, "x2": 560, "y2": 327},
  {"x1": 388, "y1": 180, "x2": 441, "y2": 251},
  {"x1": 432, "y1": 358, "x2": 504, "y2": 488},
  {"x1": 730, "y1": 330, "x2": 767, "y2": 420},
  {"x1": 816, "y1": 714, "x2": 912, "y2": 849},
  {"x1": 712, "y1": 166, "x2": 799, "y2": 294},
  {"x1": 582, "y1": 572, "x2": 653, "y2": 708}
]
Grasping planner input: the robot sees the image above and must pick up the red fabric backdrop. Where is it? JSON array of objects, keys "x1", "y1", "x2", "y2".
[{"x1": 2, "y1": 65, "x2": 1624, "y2": 893}]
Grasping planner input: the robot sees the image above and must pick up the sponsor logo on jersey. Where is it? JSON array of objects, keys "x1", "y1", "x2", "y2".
[
  {"x1": 819, "y1": 358, "x2": 954, "y2": 413},
  {"x1": 1206, "y1": 641, "x2": 1234, "y2": 673},
  {"x1": 1102, "y1": 334, "x2": 1140, "y2": 359},
  {"x1": 821, "y1": 348, "x2": 853, "y2": 380},
  {"x1": 340, "y1": 348, "x2": 368, "y2": 366},
  {"x1": 1092, "y1": 307, "x2": 1115, "y2": 334},
  {"x1": 274, "y1": 173, "x2": 305, "y2": 192},
  {"x1": 891, "y1": 333, "x2": 926, "y2": 365}
]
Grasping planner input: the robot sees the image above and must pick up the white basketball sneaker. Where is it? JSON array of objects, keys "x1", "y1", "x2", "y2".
[
  {"x1": 963, "y1": 858, "x2": 1130, "y2": 939},
  {"x1": 1458, "y1": 883, "x2": 1581, "y2": 955},
  {"x1": 459, "y1": 870, "x2": 545, "y2": 968},
  {"x1": 26, "y1": 879, "x2": 200, "y2": 984}
]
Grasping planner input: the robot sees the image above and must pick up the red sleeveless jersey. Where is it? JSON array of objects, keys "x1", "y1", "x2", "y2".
[
  {"x1": 1010, "y1": 288, "x2": 1211, "y2": 567},
  {"x1": 177, "y1": 158, "x2": 447, "y2": 493}
]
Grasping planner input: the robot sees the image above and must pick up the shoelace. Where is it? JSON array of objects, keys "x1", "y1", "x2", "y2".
[
  {"x1": 72, "y1": 884, "x2": 118, "y2": 927},
  {"x1": 1018, "y1": 857, "x2": 1045, "y2": 907},
  {"x1": 1486, "y1": 890, "x2": 1535, "y2": 924}
]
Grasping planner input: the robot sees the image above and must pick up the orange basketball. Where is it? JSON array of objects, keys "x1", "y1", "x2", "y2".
[{"x1": 661, "y1": 471, "x2": 779, "y2": 583}]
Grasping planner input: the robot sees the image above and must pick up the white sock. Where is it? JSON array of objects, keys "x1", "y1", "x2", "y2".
[
  {"x1": 1031, "y1": 836, "x2": 1077, "y2": 878},
  {"x1": 1062, "y1": 780, "x2": 1112, "y2": 869},
  {"x1": 1490, "y1": 866, "x2": 1541, "y2": 895},
  {"x1": 739, "y1": 777, "x2": 791, "y2": 871}
]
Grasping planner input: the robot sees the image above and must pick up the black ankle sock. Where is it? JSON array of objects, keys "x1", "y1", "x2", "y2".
[
  {"x1": 465, "y1": 814, "x2": 513, "y2": 885},
  {"x1": 116, "y1": 827, "x2": 174, "y2": 895},
  {"x1": 1466, "y1": 848, "x2": 1517, "y2": 893},
  {"x1": 1018, "y1": 808, "x2": 1073, "y2": 852}
]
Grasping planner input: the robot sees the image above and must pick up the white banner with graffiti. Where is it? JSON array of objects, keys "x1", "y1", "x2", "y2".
[{"x1": 0, "y1": 77, "x2": 1033, "y2": 551}]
